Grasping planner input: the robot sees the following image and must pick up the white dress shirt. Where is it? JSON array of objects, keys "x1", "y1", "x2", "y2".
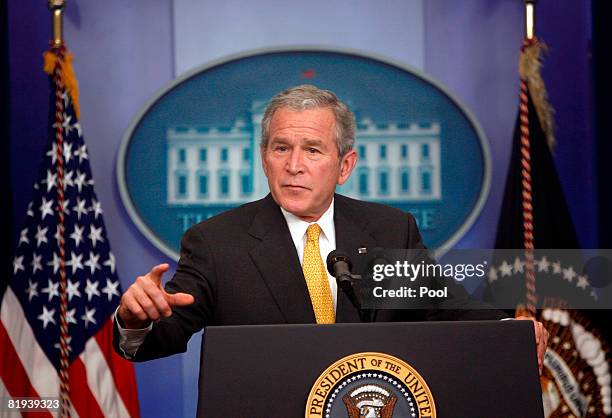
[{"x1": 116, "y1": 199, "x2": 338, "y2": 357}]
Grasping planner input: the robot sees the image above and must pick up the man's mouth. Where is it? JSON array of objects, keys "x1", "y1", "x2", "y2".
[{"x1": 283, "y1": 184, "x2": 309, "y2": 190}]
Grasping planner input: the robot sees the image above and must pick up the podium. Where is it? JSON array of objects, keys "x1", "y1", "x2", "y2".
[{"x1": 197, "y1": 321, "x2": 543, "y2": 418}]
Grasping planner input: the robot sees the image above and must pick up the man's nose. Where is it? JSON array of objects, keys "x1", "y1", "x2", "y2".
[{"x1": 285, "y1": 149, "x2": 304, "y2": 174}]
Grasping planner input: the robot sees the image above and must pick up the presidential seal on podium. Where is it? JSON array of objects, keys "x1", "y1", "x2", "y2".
[{"x1": 306, "y1": 352, "x2": 436, "y2": 418}]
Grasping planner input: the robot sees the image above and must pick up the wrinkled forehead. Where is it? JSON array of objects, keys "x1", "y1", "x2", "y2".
[{"x1": 268, "y1": 108, "x2": 336, "y2": 138}]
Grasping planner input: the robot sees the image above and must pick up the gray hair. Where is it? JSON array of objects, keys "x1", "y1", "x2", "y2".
[{"x1": 260, "y1": 84, "x2": 356, "y2": 157}]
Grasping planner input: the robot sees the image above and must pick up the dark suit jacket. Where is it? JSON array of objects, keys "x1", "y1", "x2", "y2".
[{"x1": 114, "y1": 194, "x2": 505, "y2": 361}]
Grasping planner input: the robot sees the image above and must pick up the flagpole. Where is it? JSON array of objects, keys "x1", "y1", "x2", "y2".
[
  {"x1": 48, "y1": 1, "x2": 72, "y2": 417},
  {"x1": 520, "y1": 0, "x2": 538, "y2": 317},
  {"x1": 525, "y1": 0, "x2": 536, "y2": 40},
  {"x1": 49, "y1": 0, "x2": 65, "y2": 47}
]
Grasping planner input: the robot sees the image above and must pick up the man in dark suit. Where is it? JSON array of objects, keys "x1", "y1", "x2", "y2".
[{"x1": 114, "y1": 85, "x2": 547, "y2": 368}]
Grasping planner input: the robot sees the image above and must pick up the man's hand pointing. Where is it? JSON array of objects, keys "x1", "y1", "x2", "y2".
[{"x1": 117, "y1": 263, "x2": 195, "y2": 329}]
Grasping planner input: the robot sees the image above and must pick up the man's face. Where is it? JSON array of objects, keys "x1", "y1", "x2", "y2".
[{"x1": 262, "y1": 107, "x2": 357, "y2": 222}]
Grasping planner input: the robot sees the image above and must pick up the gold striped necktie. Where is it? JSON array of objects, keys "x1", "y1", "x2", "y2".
[{"x1": 302, "y1": 223, "x2": 335, "y2": 324}]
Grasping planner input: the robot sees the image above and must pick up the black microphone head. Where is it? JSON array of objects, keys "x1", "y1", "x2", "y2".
[{"x1": 326, "y1": 250, "x2": 352, "y2": 277}]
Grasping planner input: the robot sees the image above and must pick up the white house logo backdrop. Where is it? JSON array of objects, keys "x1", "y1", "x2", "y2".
[{"x1": 118, "y1": 48, "x2": 491, "y2": 259}]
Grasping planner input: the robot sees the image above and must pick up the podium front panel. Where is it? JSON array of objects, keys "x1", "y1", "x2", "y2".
[{"x1": 198, "y1": 321, "x2": 542, "y2": 418}]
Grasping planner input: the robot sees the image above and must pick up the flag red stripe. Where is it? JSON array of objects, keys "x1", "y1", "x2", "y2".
[
  {"x1": 0, "y1": 321, "x2": 53, "y2": 418},
  {"x1": 68, "y1": 357, "x2": 105, "y2": 418},
  {"x1": 94, "y1": 319, "x2": 140, "y2": 418}
]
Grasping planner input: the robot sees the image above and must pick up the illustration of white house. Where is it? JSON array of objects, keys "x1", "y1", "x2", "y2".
[{"x1": 167, "y1": 102, "x2": 441, "y2": 206}]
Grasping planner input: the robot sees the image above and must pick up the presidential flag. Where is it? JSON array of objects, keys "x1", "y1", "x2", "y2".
[
  {"x1": 487, "y1": 35, "x2": 611, "y2": 417},
  {"x1": 0, "y1": 45, "x2": 140, "y2": 417}
]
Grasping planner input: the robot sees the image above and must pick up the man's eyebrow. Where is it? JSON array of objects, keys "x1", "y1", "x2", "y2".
[
  {"x1": 269, "y1": 137, "x2": 324, "y2": 146},
  {"x1": 269, "y1": 137, "x2": 290, "y2": 144},
  {"x1": 303, "y1": 138, "x2": 323, "y2": 146}
]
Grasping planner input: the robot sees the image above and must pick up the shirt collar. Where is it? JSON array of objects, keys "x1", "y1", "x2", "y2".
[{"x1": 280, "y1": 199, "x2": 335, "y2": 243}]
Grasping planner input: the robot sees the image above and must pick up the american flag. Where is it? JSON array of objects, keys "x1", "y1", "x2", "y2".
[{"x1": 0, "y1": 46, "x2": 139, "y2": 418}]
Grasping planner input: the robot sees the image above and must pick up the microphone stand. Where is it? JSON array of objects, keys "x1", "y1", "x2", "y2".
[
  {"x1": 328, "y1": 251, "x2": 377, "y2": 323},
  {"x1": 336, "y1": 273, "x2": 376, "y2": 323}
]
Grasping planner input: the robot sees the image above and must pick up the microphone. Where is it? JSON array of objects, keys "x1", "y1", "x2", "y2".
[
  {"x1": 326, "y1": 250, "x2": 354, "y2": 291},
  {"x1": 327, "y1": 249, "x2": 376, "y2": 322}
]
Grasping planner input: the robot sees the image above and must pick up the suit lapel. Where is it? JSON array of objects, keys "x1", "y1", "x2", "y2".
[
  {"x1": 248, "y1": 195, "x2": 315, "y2": 323},
  {"x1": 334, "y1": 195, "x2": 378, "y2": 323}
]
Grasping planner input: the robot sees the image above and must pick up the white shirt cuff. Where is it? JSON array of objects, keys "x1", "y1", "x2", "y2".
[{"x1": 114, "y1": 307, "x2": 153, "y2": 359}]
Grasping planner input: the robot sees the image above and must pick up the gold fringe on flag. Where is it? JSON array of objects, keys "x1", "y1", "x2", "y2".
[
  {"x1": 43, "y1": 48, "x2": 80, "y2": 119},
  {"x1": 519, "y1": 40, "x2": 556, "y2": 150}
]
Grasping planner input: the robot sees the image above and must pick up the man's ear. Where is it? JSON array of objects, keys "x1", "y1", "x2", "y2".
[{"x1": 337, "y1": 149, "x2": 357, "y2": 185}]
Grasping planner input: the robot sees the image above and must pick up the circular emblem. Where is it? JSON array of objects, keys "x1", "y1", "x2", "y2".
[
  {"x1": 487, "y1": 254, "x2": 612, "y2": 417},
  {"x1": 118, "y1": 47, "x2": 490, "y2": 259},
  {"x1": 306, "y1": 352, "x2": 436, "y2": 418},
  {"x1": 539, "y1": 308, "x2": 611, "y2": 417}
]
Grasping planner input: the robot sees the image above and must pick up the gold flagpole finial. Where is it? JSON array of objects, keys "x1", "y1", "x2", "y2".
[
  {"x1": 524, "y1": 0, "x2": 537, "y2": 40},
  {"x1": 48, "y1": 0, "x2": 66, "y2": 47}
]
